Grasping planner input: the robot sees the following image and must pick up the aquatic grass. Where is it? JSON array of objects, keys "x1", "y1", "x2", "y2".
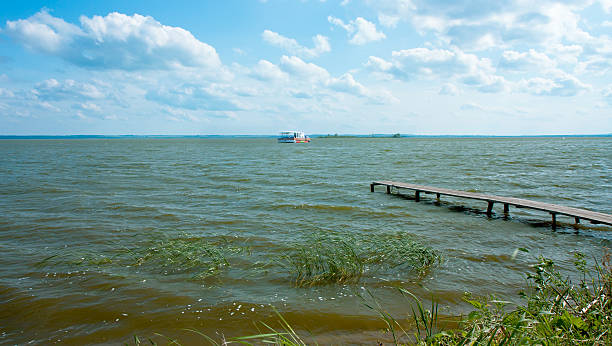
[
  {"x1": 360, "y1": 234, "x2": 440, "y2": 274},
  {"x1": 282, "y1": 232, "x2": 441, "y2": 286},
  {"x1": 127, "y1": 235, "x2": 250, "y2": 280},
  {"x1": 284, "y1": 238, "x2": 365, "y2": 286},
  {"x1": 38, "y1": 234, "x2": 251, "y2": 281}
]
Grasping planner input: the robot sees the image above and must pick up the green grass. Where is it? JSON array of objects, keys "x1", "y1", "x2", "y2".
[
  {"x1": 284, "y1": 237, "x2": 365, "y2": 286},
  {"x1": 281, "y1": 232, "x2": 441, "y2": 286},
  {"x1": 365, "y1": 251, "x2": 612, "y2": 345}
]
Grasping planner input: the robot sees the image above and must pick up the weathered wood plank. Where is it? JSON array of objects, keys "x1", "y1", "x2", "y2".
[{"x1": 371, "y1": 180, "x2": 612, "y2": 227}]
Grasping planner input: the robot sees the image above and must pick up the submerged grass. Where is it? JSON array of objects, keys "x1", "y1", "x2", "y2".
[
  {"x1": 39, "y1": 234, "x2": 251, "y2": 281},
  {"x1": 127, "y1": 235, "x2": 249, "y2": 280},
  {"x1": 282, "y1": 232, "x2": 441, "y2": 286}
]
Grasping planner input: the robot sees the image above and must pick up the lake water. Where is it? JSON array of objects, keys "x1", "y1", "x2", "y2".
[{"x1": 1, "y1": 137, "x2": 611, "y2": 344}]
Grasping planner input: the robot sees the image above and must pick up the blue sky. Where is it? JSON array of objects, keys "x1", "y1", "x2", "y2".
[{"x1": 1, "y1": 0, "x2": 611, "y2": 135}]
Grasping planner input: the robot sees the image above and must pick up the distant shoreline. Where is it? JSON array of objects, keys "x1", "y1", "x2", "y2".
[{"x1": 0, "y1": 134, "x2": 611, "y2": 140}]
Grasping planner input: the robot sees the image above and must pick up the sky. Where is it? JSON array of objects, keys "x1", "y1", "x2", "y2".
[{"x1": 0, "y1": 0, "x2": 611, "y2": 135}]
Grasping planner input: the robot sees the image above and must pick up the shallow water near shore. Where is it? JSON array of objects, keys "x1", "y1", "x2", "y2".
[{"x1": 0, "y1": 137, "x2": 611, "y2": 344}]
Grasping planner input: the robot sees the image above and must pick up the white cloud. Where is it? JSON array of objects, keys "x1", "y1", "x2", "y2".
[
  {"x1": 328, "y1": 16, "x2": 386, "y2": 45},
  {"x1": 0, "y1": 88, "x2": 15, "y2": 98},
  {"x1": 40, "y1": 101, "x2": 60, "y2": 112},
  {"x1": 145, "y1": 84, "x2": 243, "y2": 111},
  {"x1": 460, "y1": 102, "x2": 486, "y2": 112},
  {"x1": 279, "y1": 55, "x2": 330, "y2": 82},
  {"x1": 498, "y1": 49, "x2": 559, "y2": 74},
  {"x1": 273, "y1": 56, "x2": 395, "y2": 103},
  {"x1": 326, "y1": 73, "x2": 396, "y2": 103},
  {"x1": 5, "y1": 10, "x2": 221, "y2": 71},
  {"x1": 0, "y1": 80, "x2": 114, "y2": 119},
  {"x1": 33, "y1": 78, "x2": 106, "y2": 100},
  {"x1": 262, "y1": 30, "x2": 330, "y2": 58},
  {"x1": 365, "y1": 0, "x2": 612, "y2": 56},
  {"x1": 327, "y1": 73, "x2": 368, "y2": 95},
  {"x1": 600, "y1": 0, "x2": 612, "y2": 12},
  {"x1": 366, "y1": 44, "x2": 595, "y2": 97},
  {"x1": 603, "y1": 85, "x2": 612, "y2": 104},
  {"x1": 251, "y1": 60, "x2": 288, "y2": 81},
  {"x1": 576, "y1": 56, "x2": 612, "y2": 75},
  {"x1": 439, "y1": 83, "x2": 459, "y2": 95},
  {"x1": 546, "y1": 44, "x2": 583, "y2": 66},
  {"x1": 74, "y1": 102, "x2": 101, "y2": 112},
  {"x1": 366, "y1": 47, "x2": 509, "y2": 92},
  {"x1": 519, "y1": 73, "x2": 591, "y2": 96},
  {"x1": 378, "y1": 14, "x2": 400, "y2": 28}
]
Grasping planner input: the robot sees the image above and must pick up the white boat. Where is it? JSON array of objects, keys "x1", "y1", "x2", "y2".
[{"x1": 278, "y1": 131, "x2": 311, "y2": 143}]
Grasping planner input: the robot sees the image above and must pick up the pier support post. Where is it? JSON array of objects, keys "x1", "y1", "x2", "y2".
[
  {"x1": 574, "y1": 217, "x2": 580, "y2": 234},
  {"x1": 415, "y1": 191, "x2": 420, "y2": 202},
  {"x1": 486, "y1": 201, "x2": 494, "y2": 216},
  {"x1": 551, "y1": 213, "x2": 557, "y2": 231},
  {"x1": 436, "y1": 193, "x2": 440, "y2": 201},
  {"x1": 503, "y1": 203, "x2": 509, "y2": 214},
  {"x1": 370, "y1": 183, "x2": 375, "y2": 192},
  {"x1": 386, "y1": 185, "x2": 391, "y2": 194}
]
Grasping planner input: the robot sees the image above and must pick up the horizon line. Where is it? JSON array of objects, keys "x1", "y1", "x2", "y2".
[{"x1": 1, "y1": 133, "x2": 611, "y2": 139}]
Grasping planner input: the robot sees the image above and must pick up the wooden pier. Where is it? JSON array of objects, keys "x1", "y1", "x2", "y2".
[{"x1": 371, "y1": 180, "x2": 612, "y2": 230}]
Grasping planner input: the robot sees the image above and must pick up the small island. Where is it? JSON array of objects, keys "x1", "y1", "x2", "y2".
[{"x1": 316, "y1": 133, "x2": 403, "y2": 138}]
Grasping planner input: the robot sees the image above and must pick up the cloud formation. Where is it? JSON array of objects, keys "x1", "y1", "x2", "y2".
[
  {"x1": 145, "y1": 84, "x2": 243, "y2": 111},
  {"x1": 328, "y1": 16, "x2": 386, "y2": 44},
  {"x1": 603, "y1": 85, "x2": 612, "y2": 104},
  {"x1": 250, "y1": 60, "x2": 288, "y2": 81},
  {"x1": 275, "y1": 55, "x2": 396, "y2": 104},
  {"x1": 366, "y1": 47, "x2": 508, "y2": 92},
  {"x1": 262, "y1": 30, "x2": 330, "y2": 58},
  {"x1": 365, "y1": 0, "x2": 612, "y2": 58},
  {"x1": 33, "y1": 78, "x2": 106, "y2": 100},
  {"x1": 1, "y1": 3, "x2": 611, "y2": 135},
  {"x1": 439, "y1": 83, "x2": 459, "y2": 95},
  {"x1": 5, "y1": 10, "x2": 221, "y2": 71}
]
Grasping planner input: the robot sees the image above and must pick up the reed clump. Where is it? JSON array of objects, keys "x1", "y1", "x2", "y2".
[{"x1": 283, "y1": 232, "x2": 441, "y2": 286}]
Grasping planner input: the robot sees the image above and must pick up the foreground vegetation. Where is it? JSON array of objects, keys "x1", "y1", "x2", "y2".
[{"x1": 428, "y1": 253, "x2": 608, "y2": 345}]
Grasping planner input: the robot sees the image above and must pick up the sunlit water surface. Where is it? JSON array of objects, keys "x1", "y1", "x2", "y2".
[{"x1": 0, "y1": 137, "x2": 610, "y2": 343}]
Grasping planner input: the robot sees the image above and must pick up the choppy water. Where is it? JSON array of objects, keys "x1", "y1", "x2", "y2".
[{"x1": 1, "y1": 137, "x2": 611, "y2": 344}]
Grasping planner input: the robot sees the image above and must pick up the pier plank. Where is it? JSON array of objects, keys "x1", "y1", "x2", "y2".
[{"x1": 371, "y1": 180, "x2": 612, "y2": 227}]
